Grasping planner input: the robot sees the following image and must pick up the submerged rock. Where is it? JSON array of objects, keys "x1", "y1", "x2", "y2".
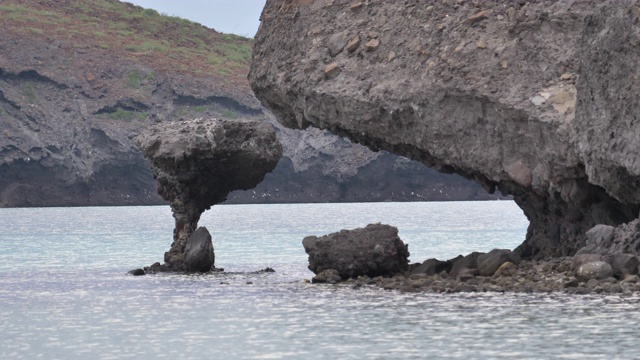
[
  {"x1": 135, "y1": 118, "x2": 282, "y2": 271},
  {"x1": 128, "y1": 268, "x2": 145, "y2": 276},
  {"x1": 303, "y1": 223, "x2": 409, "y2": 279}
]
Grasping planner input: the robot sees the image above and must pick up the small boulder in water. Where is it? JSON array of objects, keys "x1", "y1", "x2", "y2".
[
  {"x1": 303, "y1": 223, "x2": 409, "y2": 280},
  {"x1": 184, "y1": 227, "x2": 215, "y2": 273},
  {"x1": 312, "y1": 269, "x2": 342, "y2": 283},
  {"x1": 128, "y1": 268, "x2": 145, "y2": 276}
]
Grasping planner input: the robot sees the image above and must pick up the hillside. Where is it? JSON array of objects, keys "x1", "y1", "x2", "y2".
[{"x1": 0, "y1": 0, "x2": 497, "y2": 207}]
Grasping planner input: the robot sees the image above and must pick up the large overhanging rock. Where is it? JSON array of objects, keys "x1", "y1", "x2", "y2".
[
  {"x1": 250, "y1": 0, "x2": 640, "y2": 259},
  {"x1": 135, "y1": 118, "x2": 282, "y2": 270}
]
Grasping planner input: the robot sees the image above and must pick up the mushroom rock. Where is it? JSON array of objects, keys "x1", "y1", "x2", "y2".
[
  {"x1": 250, "y1": 0, "x2": 640, "y2": 259},
  {"x1": 135, "y1": 118, "x2": 282, "y2": 270}
]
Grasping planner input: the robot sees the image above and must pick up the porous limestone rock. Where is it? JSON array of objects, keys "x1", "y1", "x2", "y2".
[
  {"x1": 135, "y1": 118, "x2": 282, "y2": 270},
  {"x1": 302, "y1": 223, "x2": 409, "y2": 279},
  {"x1": 250, "y1": 0, "x2": 640, "y2": 259}
]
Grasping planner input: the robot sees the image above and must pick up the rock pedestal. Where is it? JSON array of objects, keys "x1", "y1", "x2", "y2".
[
  {"x1": 135, "y1": 118, "x2": 282, "y2": 271},
  {"x1": 303, "y1": 223, "x2": 409, "y2": 279}
]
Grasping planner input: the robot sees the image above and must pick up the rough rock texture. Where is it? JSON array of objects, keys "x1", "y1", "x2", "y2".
[
  {"x1": 250, "y1": 0, "x2": 640, "y2": 258},
  {"x1": 184, "y1": 227, "x2": 215, "y2": 273},
  {"x1": 228, "y1": 117, "x2": 502, "y2": 203},
  {"x1": 135, "y1": 118, "x2": 282, "y2": 270},
  {"x1": 302, "y1": 223, "x2": 410, "y2": 279},
  {"x1": 576, "y1": 261, "x2": 614, "y2": 281},
  {"x1": 0, "y1": 0, "x2": 497, "y2": 208},
  {"x1": 477, "y1": 249, "x2": 522, "y2": 276}
]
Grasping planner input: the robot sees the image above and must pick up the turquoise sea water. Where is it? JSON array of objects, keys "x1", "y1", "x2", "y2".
[{"x1": 1, "y1": 202, "x2": 639, "y2": 359}]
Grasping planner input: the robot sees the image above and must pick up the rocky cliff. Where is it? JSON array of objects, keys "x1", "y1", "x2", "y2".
[
  {"x1": 0, "y1": 0, "x2": 495, "y2": 207},
  {"x1": 250, "y1": 0, "x2": 640, "y2": 258}
]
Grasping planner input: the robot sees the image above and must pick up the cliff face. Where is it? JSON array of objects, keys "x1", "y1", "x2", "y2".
[
  {"x1": 250, "y1": 0, "x2": 640, "y2": 258},
  {"x1": 0, "y1": 0, "x2": 495, "y2": 207}
]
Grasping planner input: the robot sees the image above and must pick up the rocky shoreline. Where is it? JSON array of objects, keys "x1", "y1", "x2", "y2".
[
  {"x1": 304, "y1": 223, "x2": 640, "y2": 295},
  {"x1": 338, "y1": 256, "x2": 640, "y2": 295}
]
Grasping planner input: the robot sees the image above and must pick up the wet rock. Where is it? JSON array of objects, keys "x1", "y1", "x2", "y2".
[
  {"x1": 477, "y1": 249, "x2": 521, "y2": 276},
  {"x1": 604, "y1": 254, "x2": 640, "y2": 278},
  {"x1": 128, "y1": 268, "x2": 145, "y2": 276},
  {"x1": 312, "y1": 269, "x2": 342, "y2": 284},
  {"x1": 411, "y1": 258, "x2": 451, "y2": 275},
  {"x1": 571, "y1": 253, "x2": 603, "y2": 270},
  {"x1": 303, "y1": 223, "x2": 409, "y2": 279},
  {"x1": 450, "y1": 252, "x2": 482, "y2": 277},
  {"x1": 135, "y1": 118, "x2": 282, "y2": 270},
  {"x1": 493, "y1": 261, "x2": 517, "y2": 277},
  {"x1": 184, "y1": 227, "x2": 215, "y2": 273},
  {"x1": 576, "y1": 261, "x2": 614, "y2": 281}
]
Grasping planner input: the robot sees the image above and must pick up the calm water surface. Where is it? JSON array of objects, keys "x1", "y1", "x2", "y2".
[{"x1": 1, "y1": 202, "x2": 638, "y2": 359}]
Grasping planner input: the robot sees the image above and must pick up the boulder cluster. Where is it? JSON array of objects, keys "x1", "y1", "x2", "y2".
[{"x1": 305, "y1": 223, "x2": 640, "y2": 294}]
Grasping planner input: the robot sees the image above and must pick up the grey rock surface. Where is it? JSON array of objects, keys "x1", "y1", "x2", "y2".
[
  {"x1": 184, "y1": 227, "x2": 215, "y2": 273},
  {"x1": 604, "y1": 254, "x2": 640, "y2": 278},
  {"x1": 0, "y1": 22, "x2": 497, "y2": 208},
  {"x1": 411, "y1": 258, "x2": 451, "y2": 276},
  {"x1": 135, "y1": 118, "x2": 281, "y2": 269},
  {"x1": 250, "y1": 0, "x2": 640, "y2": 258},
  {"x1": 576, "y1": 261, "x2": 614, "y2": 281},
  {"x1": 477, "y1": 249, "x2": 521, "y2": 276},
  {"x1": 303, "y1": 223, "x2": 409, "y2": 279},
  {"x1": 450, "y1": 252, "x2": 482, "y2": 277}
]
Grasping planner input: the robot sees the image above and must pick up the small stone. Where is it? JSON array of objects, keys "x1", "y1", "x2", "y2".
[
  {"x1": 560, "y1": 73, "x2": 573, "y2": 80},
  {"x1": 494, "y1": 261, "x2": 517, "y2": 277},
  {"x1": 437, "y1": 24, "x2": 446, "y2": 31},
  {"x1": 324, "y1": 62, "x2": 341, "y2": 78},
  {"x1": 346, "y1": 34, "x2": 361, "y2": 52},
  {"x1": 576, "y1": 261, "x2": 614, "y2": 281},
  {"x1": 312, "y1": 269, "x2": 342, "y2": 283},
  {"x1": 350, "y1": 1, "x2": 363, "y2": 11},
  {"x1": 476, "y1": 40, "x2": 486, "y2": 49},
  {"x1": 364, "y1": 38, "x2": 380, "y2": 51},
  {"x1": 387, "y1": 51, "x2": 396, "y2": 62},
  {"x1": 501, "y1": 61, "x2": 508, "y2": 69},
  {"x1": 586, "y1": 278, "x2": 599, "y2": 288},
  {"x1": 128, "y1": 268, "x2": 145, "y2": 276},
  {"x1": 464, "y1": 10, "x2": 490, "y2": 25},
  {"x1": 531, "y1": 95, "x2": 546, "y2": 106}
]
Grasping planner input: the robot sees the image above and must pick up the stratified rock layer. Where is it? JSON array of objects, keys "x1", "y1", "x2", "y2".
[
  {"x1": 250, "y1": 0, "x2": 640, "y2": 259},
  {"x1": 135, "y1": 118, "x2": 282, "y2": 269}
]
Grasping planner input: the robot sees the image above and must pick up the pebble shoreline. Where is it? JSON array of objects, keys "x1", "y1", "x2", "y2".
[{"x1": 321, "y1": 257, "x2": 640, "y2": 295}]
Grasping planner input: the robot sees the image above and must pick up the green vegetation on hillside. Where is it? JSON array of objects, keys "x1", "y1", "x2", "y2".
[
  {"x1": 0, "y1": 0, "x2": 253, "y2": 80},
  {"x1": 22, "y1": 82, "x2": 36, "y2": 104}
]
